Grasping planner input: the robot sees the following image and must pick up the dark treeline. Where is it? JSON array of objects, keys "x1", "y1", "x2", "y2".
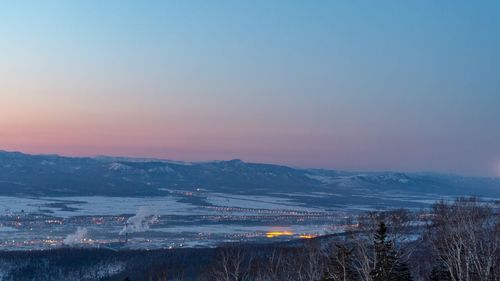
[
  {"x1": 192, "y1": 198, "x2": 499, "y2": 281},
  {"x1": 0, "y1": 198, "x2": 498, "y2": 281}
]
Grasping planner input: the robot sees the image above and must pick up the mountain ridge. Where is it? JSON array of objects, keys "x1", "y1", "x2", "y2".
[{"x1": 0, "y1": 150, "x2": 498, "y2": 198}]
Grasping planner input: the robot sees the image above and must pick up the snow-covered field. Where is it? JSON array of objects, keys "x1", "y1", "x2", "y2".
[{"x1": 0, "y1": 190, "x2": 488, "y2": 250}]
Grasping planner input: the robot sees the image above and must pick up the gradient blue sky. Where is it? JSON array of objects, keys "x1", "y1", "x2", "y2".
[{"x1": 1, "y1": 1, "x2": 499, "y2": 176}]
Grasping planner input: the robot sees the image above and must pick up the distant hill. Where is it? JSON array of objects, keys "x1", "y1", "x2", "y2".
[{"x1": 0, "y1": 150, "x2": 499, "y2": 197}]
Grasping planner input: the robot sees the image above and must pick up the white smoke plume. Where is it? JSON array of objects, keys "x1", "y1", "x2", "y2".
[
  {"x1": 119, "y1": 207, "x2": 158, "y2": 235},
  {"x1": 63, "y1": 227, "x2": 88, "y2": 245}
]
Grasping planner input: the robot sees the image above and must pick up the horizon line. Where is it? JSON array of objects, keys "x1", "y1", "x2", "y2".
[{"x1": 1, "y1": 148, "x2": 494, "y2": 179}]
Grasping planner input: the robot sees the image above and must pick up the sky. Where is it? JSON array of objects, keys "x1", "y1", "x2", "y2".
[{"x1": 0, "y1": 1, "x2": 499, "y2": 177}]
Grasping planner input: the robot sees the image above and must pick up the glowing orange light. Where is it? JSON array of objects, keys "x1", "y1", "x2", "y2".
[{"x1": 266, "y1": 231, "x2": 294, "y2": 238}]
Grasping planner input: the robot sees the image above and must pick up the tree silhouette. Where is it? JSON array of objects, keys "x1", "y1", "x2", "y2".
[{"x1": 371, "y1": 222, "x2": 395, "y2": 281}]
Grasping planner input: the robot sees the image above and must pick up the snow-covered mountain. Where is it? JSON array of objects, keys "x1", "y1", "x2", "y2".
[{"x1": 0, "y1": 150, "x2": 498, "y2": 198}]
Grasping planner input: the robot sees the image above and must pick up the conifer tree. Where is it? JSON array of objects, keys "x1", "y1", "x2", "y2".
[
  {"x1": 392, "y1": 260, "x2": 413, "y2": 281},
  {"x1": 370, "y1": 222, "x2": 396, "y2": 281},
  {"x1": 370, "y1": 222, "x2": 415, "y2": 281}
]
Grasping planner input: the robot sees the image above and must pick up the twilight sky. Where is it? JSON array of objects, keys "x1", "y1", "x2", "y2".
[{"x1": 1, "y1": 1, "x2": 499, "y2": 176}]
